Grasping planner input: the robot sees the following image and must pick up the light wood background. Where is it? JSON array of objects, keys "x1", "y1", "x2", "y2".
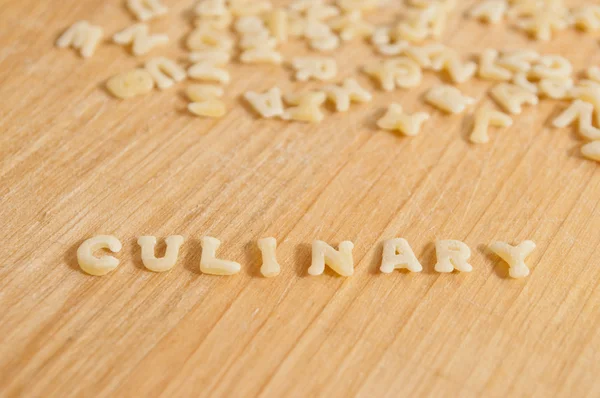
[{"x1": 1, "y1": 0, "x2": 600, "y2": 397}]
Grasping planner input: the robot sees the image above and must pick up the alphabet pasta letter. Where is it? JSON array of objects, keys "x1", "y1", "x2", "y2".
[
  {"x1": 145, "y1": 57, "x2": 186, "y2": 90},
  {"x1": 434, "y1": 240, "x2": 473, "y2": 273},
  {"x1": 489, "y1": 240, "x2": 536, "y2": 278},
  {"x1": 56, "y1": 21, "x2": 104, "y2": 58},
  {"x1": 200, "y1": 236, "x2": 241, "y2": 275},
  {"x1": 77, "y1": 235, "x2": 122, "y2": 276},
  {"x1": 380, "y1": 238, "x2": 422, "y2": 273},
  {"x1": 258, "y1": 237, "x2": 281, "y2": 277},
  {"x1": 137, "y1": 235, "x2": 184, "y2": 272},
  {"x1": 309, "y1": 240, "x2": 354, "y2": 277}
]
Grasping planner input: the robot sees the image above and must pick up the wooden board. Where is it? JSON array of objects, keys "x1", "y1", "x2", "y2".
[{"x1": 2, "y1": 0, "x2": 600, "y2": 396}]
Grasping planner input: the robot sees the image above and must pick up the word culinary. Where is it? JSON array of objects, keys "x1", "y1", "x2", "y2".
[{"x1": 77, "y1": 235, "x2": 536, "y2": 279}]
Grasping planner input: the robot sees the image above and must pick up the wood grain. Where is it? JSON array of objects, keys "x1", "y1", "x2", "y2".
[{"x1": 1, "y1": 0, "x2": 600, "y2": 397}]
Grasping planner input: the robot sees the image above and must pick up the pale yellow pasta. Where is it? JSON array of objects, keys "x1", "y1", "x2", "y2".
[
  {"x1": 469, "y1": 0, "x2": 507, "y2": 24},
  {"x1": 229, "y1": 0, "x2": 272, "y2": 16},
  {"x1": 425, "y1": 85, "x2": 475, "y2": 114},
  {"x1": 515, "y1": 9, "x2": 568, "y2": 41},
  {"x1": 258, "y1": 237, "x2": 281, "y2": 277},
  {"x1": 497, "y1": 49, "x2": 539, "y2": 73},
  {"x1": 478, "y1": 49, "x2": 513, "y2": 81},
  {"x1": 289, "y1": 0, "x2": 320, "y2": 12},
  {"x1": 581, "y1": 141, "x2": 600, "y2": 162},
  {"x1": 127, "y1": 0, "x2": 168, "y2": 21},
  {"x1": 113, "y1": 23, "x2": 168, "y2": 56},
  {"x1": 553, "y1": 100, "x2": 600, "y2": 140},
  {"x1": 512, "y1": 71, "x2": 538, "y2": 93},
  {"x1": 337, "y1": 0, "x2": 379, "y2": 12},
  {"x1": 239, "y1": 31, "x2": 275, "y2": 50},
  {"x1": 244, "y1": 87, "x2": 284, "y2": 118},
  {"x1": 396, "y1": 20, "x2": 430, "y2": 43},
  {"x1": 305, "y1": 2, "x2": 340, "y2": 20},
  {"x1": 186, "y1": 84, "x2": 226, "y2": 118},
  {"x1": 470, "y1": 107, "x2": 513, "y2": 144},
  {"x1": 304, "y1": 18, "x2": 334, "y2": 40},
  {"x1": 530, "y1": 54, "x2": 572, "y2": 80},
  {"x1": 236, "y1": 16, "x2": 283, "y2": 64},
  {"x1": 398, "y1": 2, "x2": 448, "y2": 41},
  {"x1": 434, "y1": 240, "x2": 472, "y2": 273},
  {"x1": 409, "y1": 0, "x2": 455, "y2": 11},
  {"x1": 377, "y1": 103, "x2": 429, "y2": 136},
  {"x1": 537, "y1": 78, "x2": 572, "y2": 100},
  {"x1": 305, "y1": 19, "x2": 339, "y2": 52},
  {"x1": 380, "y1": 238, "x2": 422, "y2": 273},
  {"x1": 291, "y1": 56, "x2": 337, "y2": 81},
  {"x1": 363, "y1": 57, "x2": 422, "y2": 91},
  {"x1": 587, "y1": 66, "x2": 600, "y2": 83},
  {"x1": 186, "y1": 84, "x2": 224, "y2": 102},
  {"x1": 240, "y1": 47, "x2": 283, "y2": 64},
  {"x1": 77, "y1": 235, "x2": 122, "y2": 276},
  {"x1": 137, "y1": 236, "x2": 184, "y2": 273},
  {"x1": 187, "y1": 27, "x2": 234, "y2": 51},
  {"x1": 56, "y1": 21, "x2": 103, "y2": 58},
  {"x1": 235, "y1": 16, "x2": 266, "y2": 34},
  {"x1": 310, "y1": 34, "x2": 340, "y2": 52},
  {"x1": 266, "y1": 8, "x2": 288, "y2": 42},
  {"x1": 571, "y1": 5, "x2": 600, "y2": 32},
  {"x1": 188, "y1": 61, "x2": 230, "y2": 84},
  {"x1": 404, "y1": 43, "x2": 447, "y2": 69},
  {"x1": 145, "y1": 57, "x2": 186, "y2": 90},
  {"x1": 510, "y1": 0, "x2": 567, "y2": 19},
  {"x1": 418, "y1": 3, "x2": 449, "y2": 36},
  {"x1": 489, "y1": 240, "x2": 535, "y2": 278},
  {"x1": 194, "y1": 12, "x2": 233, "y2": 30},
  {"x1": 372, "y1": 26, "x2": 391, "y2": 45},
  {"x1": 189, "y1": 50, "x2": 231, "y2": 64},
  {"x1": 407, "y1": 0, "x2": 433, "y2": 7},
  {"x1": 188, "y1": 101, "x2": 227, "y2": 118},
  {"x1": 506, "y1": 0, "x2": 540, "y2": 19},
  {"x1": 378, "y1": 41, "x2": 410, "y2": 56},
  {"x1": 281, "y1": 91, "x2": 327, "y2": 123},
  {"x1": 329, "y1": 10, "x2": 374, "y2": 41},
  {"x1": 575, "y1": 80, "x2": 600, "y2": 90},
  {"x1": 431, "y1": 49, "x2": 477, "y2": 84},
  {"x1": 106, "y1": 69, "x2": 155, "y2": 99},
  {"x1": 195, "y1": 0, "x2": 228, "y2": 18},
  {"x1": 363, "y1": 59, "x2": 399, "y2": 90},
  {"x1": 371, "y1": 27, "x2": 408, "y2": 56},
  {"x1": 322, "y1": 78, "x2": 372, "y2": 112},
  {"x1": 308, "y1": 240, "x2": 354, "y2": 277},
  {"x1": 490, "y1": 82, "x2": 538, "y2": 114},
  {"x1": 570, "y1": 84, "x2": 600, "y2": 118},
  {"x1": 200, "y1": 237, "x2": 241, "y2": 275},
  {"x1": 287, "y1": 10, "x2": 308, "y2": 37}
]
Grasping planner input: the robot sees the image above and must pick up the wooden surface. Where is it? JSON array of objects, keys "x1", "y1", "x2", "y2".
[{"x1": 2, "y1": 0, "x2": 600, "y2": 397}]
